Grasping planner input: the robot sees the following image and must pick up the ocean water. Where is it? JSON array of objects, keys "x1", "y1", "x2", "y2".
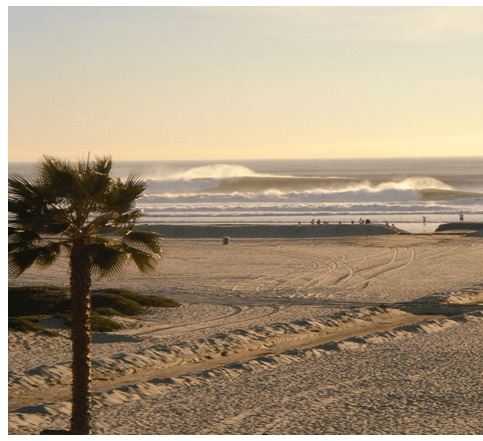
[{"x1": 8, "y1": 157, "x2": 483, "y2": 233}]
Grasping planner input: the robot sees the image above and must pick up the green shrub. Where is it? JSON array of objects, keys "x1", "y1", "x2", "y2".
[
  {"x1": 94, "y1": 289, "x2": 180, "y2": 308},
  {"x1": 56, "y1": 312, "x2": 123, "y2": 332},
  {"x1": 94, "y1": 307, "x2": 125, "y2": 317},
  {"x1": 90, "y1": 313, "x2": 123, "y2": 332},
  {"x1": 9, "y1": 285, "x2": 179, "y2": 335},
  {"x1": 91, "y1": 293, "x2": 143, "y2": 316},
  {"x1": 9, "y1": 286, "x2": 69, "y2": 317},
  {"x1": 8, "y1": 317, "x2": 59, "y2": 336}
]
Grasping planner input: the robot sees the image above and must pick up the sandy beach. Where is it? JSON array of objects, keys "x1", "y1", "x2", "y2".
[{"x1": 8, "y1": 230, "x2": 483, "y2": 434}]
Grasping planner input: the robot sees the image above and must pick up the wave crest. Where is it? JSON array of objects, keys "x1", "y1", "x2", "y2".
[{"x1": 174, "y1": 164, "x2": 270, "y2": 180}]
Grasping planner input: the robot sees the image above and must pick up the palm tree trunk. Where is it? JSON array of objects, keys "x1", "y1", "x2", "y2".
[{"x1": 69, "y1": 241, "x2": 93, "y2": 434}]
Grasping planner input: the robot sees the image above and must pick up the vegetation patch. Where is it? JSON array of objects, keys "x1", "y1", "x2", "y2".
[
  {"x1": 8, "y1": 317, "x2": 59, "y2": 336},
  {"x1": 95, "y1": 288, "x2": 180, "y2": 308},
  {"x1": 91, "y1": 292, "x2": 144, "y2": 316},
  {"x1": 93, "y1": 307, "x2": 125, "y2": 317},
  {"x1": 9, "y1": 285, "x2": 179, "y2": 335},
  {"x1": 57, "y1": 312, "x2": 123, "y2": 332},
  {"x1": 9, "y1": 286, "x2": 70, "y2": 317}
]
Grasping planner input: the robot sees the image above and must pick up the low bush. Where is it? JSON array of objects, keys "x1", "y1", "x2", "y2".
[
  {"x1": 90, "y1": 313, "x2": 123, "y2": 332},
  {"x1": 93, "y1": 307, "x2": 124, "y2": 317},
  {"x1": 95, "y1": 289, "x2": 180, "y2": 308},
  {"x1": 9, "y1": 286, "x2": 69, "y2": 317},
  {"x1": 56, "y1": 312, "x2": 123, "y2": 332},
  {"x1": 9, "y1": 285, "x2": 179, "y2": 335},
  {"x1": 91, "y1": 292, "x2": 144, "y2": 316},
  {"x1": 8, "y1": 317, "x2": 59, "y2": 336}
]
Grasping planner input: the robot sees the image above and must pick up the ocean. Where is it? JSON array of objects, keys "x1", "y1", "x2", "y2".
[{"x1": 8, "y1": 157, "x2": 483, "y2": 234}]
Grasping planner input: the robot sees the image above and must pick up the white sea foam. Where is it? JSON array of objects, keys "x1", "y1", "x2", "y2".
[{"x1": 173, "y1": 164, "x2": 275, "y2": 180}]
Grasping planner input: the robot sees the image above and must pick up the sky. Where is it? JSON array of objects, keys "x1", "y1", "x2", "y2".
[{"x1": 8, "y1": 6, "x2": 483, "y2": 162}]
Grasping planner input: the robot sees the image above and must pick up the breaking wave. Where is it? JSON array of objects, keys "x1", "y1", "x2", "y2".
[
  {"x1": 173, "y1": 164, "x2": 276, "y2": 180},
  {"x1": 135, "y1": 163, "x2": 483, "y2": 225},
  {"x1": 144, "y1": 163, "x2": 458, "y2": 201}
]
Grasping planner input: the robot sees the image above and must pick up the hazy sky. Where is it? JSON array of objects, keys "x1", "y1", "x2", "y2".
[{"x1": 8, "y1": 7, "x2": 483, "y2": 162}]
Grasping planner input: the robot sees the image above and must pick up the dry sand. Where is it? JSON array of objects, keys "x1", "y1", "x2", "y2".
[{"x1": 8, "y1": 233, "x2": 483, "y2": 434}]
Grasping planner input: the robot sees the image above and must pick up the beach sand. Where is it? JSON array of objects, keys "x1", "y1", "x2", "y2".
[{"x1": 8, "y1": 231, "x2": 483, "y2": 434}]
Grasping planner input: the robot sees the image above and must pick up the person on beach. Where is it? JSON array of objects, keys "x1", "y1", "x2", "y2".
[
  {"x1": 423, "y1": 216, "x2": 426, "y2": 225},
  {"x1": 317, "y1": 219, "x2": 321, "y2": 225},
  {"x1": 459, "y1": 211, "x2": 464, "y2": 222}
]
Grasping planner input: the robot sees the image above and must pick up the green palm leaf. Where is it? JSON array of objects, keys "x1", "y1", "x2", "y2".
[
  {"x1": 87, "y1": 242, "x2": 129, "y2": 278},
  {"x1": 122, "y1": 230, "x2": 163, "y2": 254},
  {"x1": 124, "y1": 245, "x2": 159, "y2": 273}
]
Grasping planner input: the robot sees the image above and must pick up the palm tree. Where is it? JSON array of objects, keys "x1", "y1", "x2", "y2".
[{"x1": 8, "y1": 156, "x2": 163, "y2": 434}]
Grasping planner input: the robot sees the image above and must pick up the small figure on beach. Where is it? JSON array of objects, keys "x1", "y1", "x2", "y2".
[
  {"x1": 365, "y1": 218, "x2": 371, "y2": 224},
  {"x1": 385, "y1": 221, "x2": 389, "y2": 227},
  {"x1": 459, "y1": 211, "x2": 464, "y2": 222},
  {"x1": 338, "y1": 220, "x2": 342, "y2": 225},
  {"x1": 316, "y1": 219, "x2": 321, "y2": 225},
  {"x1": 359, "y1": 218, "x2": 364, "y2": 224},
  {"x1": 351, "y1": 220, "x2": 354, "y2": 224},
  {"x1": 310, "y1": 218, "x2": 315, "y2": 225},
  {"x1": 422, "y1": 216, "x2": 426, "y2": 225}
]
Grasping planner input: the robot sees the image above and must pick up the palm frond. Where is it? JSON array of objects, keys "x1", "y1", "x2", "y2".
[
  {"x1": 8, "y1": 229, "x2": 42, "y2": 252},
  {"x1": 9, "y1": 229, "x2": 41, "y2": 243},
  {"x1": 111, "y1": 209, "x2": 144, "y2": 227},
  {"x1": 122, "y1": 230, "x2": 163, "y2": 255},
  {"x1": 9, "y1": 248, "x2": 42, "y2": 277},
  {"x1": 40, "y1": 156, "x2": 80, "y2": 198},
  {"x1": 38, "y1": 242, "x2": 62, "y2": 267},
  {"x1": 124, "y1": 246, "x2": 159, "y2": 274},
  {"x1": 87, "y1": 242, "x2": 129, "y2": 278},
  {"x1": 9, "y1": 174, "x2": 71, "y2": 234},
  {"x1": 92, "y1": 156, "x2": 112, "y2": 176},
  {"x1": 8, "y1": 243, "x2": 62, "y2": 277},
  {"x1": 102, "y1": 174, "x2": 146, "y2": 214},
  {"x1": 78, "y1": 157, "x2": 113, "y2": 201}
]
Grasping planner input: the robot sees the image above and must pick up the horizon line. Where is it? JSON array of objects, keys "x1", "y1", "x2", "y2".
[{"x1": 8, "y1": 154, "x2": 483, "y2": 164}]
